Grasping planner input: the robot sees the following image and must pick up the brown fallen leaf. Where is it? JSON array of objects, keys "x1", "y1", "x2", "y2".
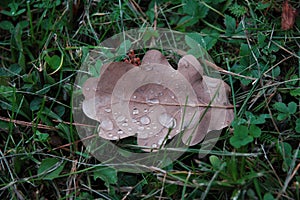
[
  {"x1": 281, "y1": 0, "x2": 298, "y2": 30},
  {"x1": 82, "y1": 50, "x2": 234, "y2": 150}
]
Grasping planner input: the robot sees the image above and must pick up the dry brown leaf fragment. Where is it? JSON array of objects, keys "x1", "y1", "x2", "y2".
[
  {"x1": 281, "y1": 0, "x2": 298, "y2": 30},
  {"x1": 82, "y1": 50, "x2": 234, "y2": 150}
]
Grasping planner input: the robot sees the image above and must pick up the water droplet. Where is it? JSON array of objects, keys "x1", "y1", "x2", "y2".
[
  {"x1": 158, "y1": 138, "x2": 165, "y2": 145},
  {"x1": 113, "y1": 136, "x2": 118, "y2": 140},
  {"x1": 146, "y1": 98, "x2": 160, "y2": 105},
  {"x1": 144, "y1": 109, "x2": 148, "y2": 113},
  {"x1": 171, "y1": 95, "x2": 175, "y2": 99},
  {"x1": 104, "y1": 108, "x2": 111, "y2": 113},
  {"x1": 122, "y1": 122, "x2": 128, "y2": 127},
  {"x1": 132, "y1": 119, "x2": 137, "y2": 123},
  {"x1": 144, "y1": 65, "x2": 153, "y2": 71},
  {"x1": 85, "y1": 87, "x2": 90, "y2": 91},
  {"x1": 116, "y1": 115, "x2": 125, "y2": 122},
  {"x1": 159, "y1": 113, "x2": 176, "y2": 128},
  {"x1": 158, "y1": 92, "x2": 163, "y2": 96},
  {"x1": 93, "y1": 87, "x2": 97, "y2": 92},
  {"x1": 137, "y1": 126, "x2": 144, "y2": 131},
  {"x1": 108, "y1": 133, "x2": 113, "y2": 137},
  {"x1": 152, "y1": 144, "x2": 157, "y2": 148},
  {"x1": 128, "y1": 127, "x2": 132, "y2": 132},
  {"x1": 133, "y1": 95, "x2": 137, "y2": 99},
  {"x1": 153, "y1": 126, "x2": 157, "y2": 130},
  {"x1": 101, "y1": 119, "x2": 113, "y2": 131},
  {"x1": 117, "y1": 130, "x2": 123, "y2": 134},
  {"x1": 149, "y1": 131, "x2": 154, "y2": 135},
  {"x1": 132, "y1": 108, "x2": 139, "y2": 115},
  {"x1": 140, "y1": 116, "x2": 151, "y2": 125}
]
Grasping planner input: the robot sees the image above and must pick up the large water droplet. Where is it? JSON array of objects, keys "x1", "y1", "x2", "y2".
[
  {"x1": 146, "y1": 98, "x2": 160, "y2": 105},
  {"x1": 104, "y1": 108, "x2": 111, "y2": 113},
  {"x1": 132, "y1": 108, "x2": 139, "y2": 115},
  {"x1": 116, "y1": 115, "x2": 125, "y2": 122},
  {"x1": 159, "y1": 113, "x2": 176, "y2": 128},
  {"x1": 144, "y1": 65, "x2": 153, "y2": 71},
  {"x1": 101, "y1": 119, "x2": 114, "y2": 131},
  {"x1": 137, "y1": 126, "x2": 144, "y2": 131},
  {"x1": 140, "y1": 116, "x2": 151, "y2": 125},
  {"x1": 158, "y1": 138, "x2": 165, "y2": 145},
  {"x1": 113, "y1": 136, "x2": 118, "y2": 140}
]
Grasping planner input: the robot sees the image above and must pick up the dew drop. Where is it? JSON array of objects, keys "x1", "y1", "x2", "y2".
[
  {"x1": 116, "y1": 115, "x2": 125, "y2": 122},
  {"x1": 137, "y1": 126, "x2": 144, "y2": 131},
  {"x1": 159, "y1": 113, "x2": 176, "y2": 128},
  {"x1": 113, "y1": 136, "x2": 118, "y2": 140},
  {"x1": 104, "y1": 108, "x2": 111, "y2": 113},
  {"x1": 144, "y1": 65, "x2": 153, "y2": 71},
  {"x1": 85, "y1": 87, "x2": 90, "y2": 91},
  {"x1": 140, "y1": 116, "x2": 151, "y2": 125},
  {"x1": 133, "y1": 95, "x2": 137, "y2": 99},
  {"x1": 146, "y1": 98, "x2": 160, "y2": 105},
  {"x1": 107, "y1": 133, "x2": 113, "y2": 137},
  {"x1": 132, "y1": 108, "x2": 139, "y2": 115},
  {"x1": 117, "y1": 130, "x2": 124, "y2": 135},
  {"x1": 122, "y1": 122, "x2": 128, "y2": 127},
  {"x1": 158, "y1": 138, "x2": 165, "y2": 145},
  {"x1": 144, "y1": 108, "x2": 148, "y2": 113},
  {"x1": 128, "y1": 127, "x2": 132, "y2": 132},
  {"x1": 101, "y1": 119, "x2": 114, "y2": 131},
  {"x1": 151, "y1": 144, "x2": 157, "y2": 148}
]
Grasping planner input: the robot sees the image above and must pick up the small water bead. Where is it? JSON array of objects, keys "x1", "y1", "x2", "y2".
[
  {"x1": 128, "y1": 128, "x2": 132, "y2": 132},
  {"x1": 144, "y1": 65, "x2": 153, "y2": 71},
  {"x1": 122, "y1": 122, "x2": 128, "y2": 127},
  {"x1": 146, "y1": 98, "x2": 160, "y2": 105},
  {"x1": 159, "y1": 113, "x2": 177, "y2": 128},
  {"x1": 140, "y1": 116, "x2": 151, "y2": 125},
  {"x1": 108, "y1": 133, "x2": 113, "y2": 137},
  {"x1": 104, "y1": 108, "x2": 111, "y2": 113},
  {"x1": 117, "y1": 130, "x2": 124, "y2": 134},
  {"x1": 101, "y1": 119, "x2": 114, "y2": 131},
  {"x1": 113, "y1": 136, "x2": 118, "y2": 140},
  {"x1": 158, "y1": 138, "x2": 165, "y2": 145},
  {"x1": 132, "y1": 119, "x2": 137, "y2": 123},
  {"x1": 137, "y1": 126, "x2": 144, "y2": 131},
  {"x1": 144, "y1": 109, "x2": 148, "y2": 113},
  {"x1": 132, "y1": 108, "x2": 139, "y2": 115},
  {"x1": 116, "y1": 115, "x2": 125, "y2": 122},
  {"x1": 85, "y1": 87, "x2": 90, "y2": 91},
  {"x1": 151, "y1": 144, "x2": 157, "y2": 148},
  {"x1": 133, "y1": 95, "x2": 137, "y2": 99}
]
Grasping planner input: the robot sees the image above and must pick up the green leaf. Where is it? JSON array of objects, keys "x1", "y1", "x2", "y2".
[
  {"x1": 287, "y1": 102, "x2": 297, "y2": 114},
  {"x1": 94, "y1": 166, "x2": 117, "y2": 188},
  {"x1": 295, "y1": 119, "x2": 300, "y2": 133},
  {"x1": 0, "y1": 20, "x2": 14, "y2": 31},
  {"x1": 30, "y1": 97, "x2": 43, "y2": 111},
  {"x1": 263, "y1": 193, "x2": 275, "y2": 200},
  {"x1": 209, "y1": 155, "x2": 222, "y2": 169},
  {"x1": 224, "y1": 15, "x2": 236, "y2": 35},
  {"x1": 44, "y1": 55, "x2": 61, "y2": 70},
  {"x1": 290, "y1": 88, "x2": 300, "y2": 97},
  {"x1": 185, "y1": 35, "x2": 206, "y2": 58},
  {"x1": 35, "y1": 130, "x2": 49, "y2": 142},
  {"x1": 38, "y1": 158, "x2": 65, "y2": 180},
  {"x1": 277, "y1": 113, "x2": 288, "y2": 121},
  {"x1": 249, "y1": 125, "x2": 261, "y2": 138},
  {"x1": 116, "y1": 40, "x2": 131, "y2": 56},
  {"x1": 89, "y1": 60, "x2": 102, "y2": 77},
  {"x1": 230, "y1": 125, "x2": 253, "y2": 148},
  {"x1": 273, "y1": 102, "x2": 288, "y2": 113}
]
